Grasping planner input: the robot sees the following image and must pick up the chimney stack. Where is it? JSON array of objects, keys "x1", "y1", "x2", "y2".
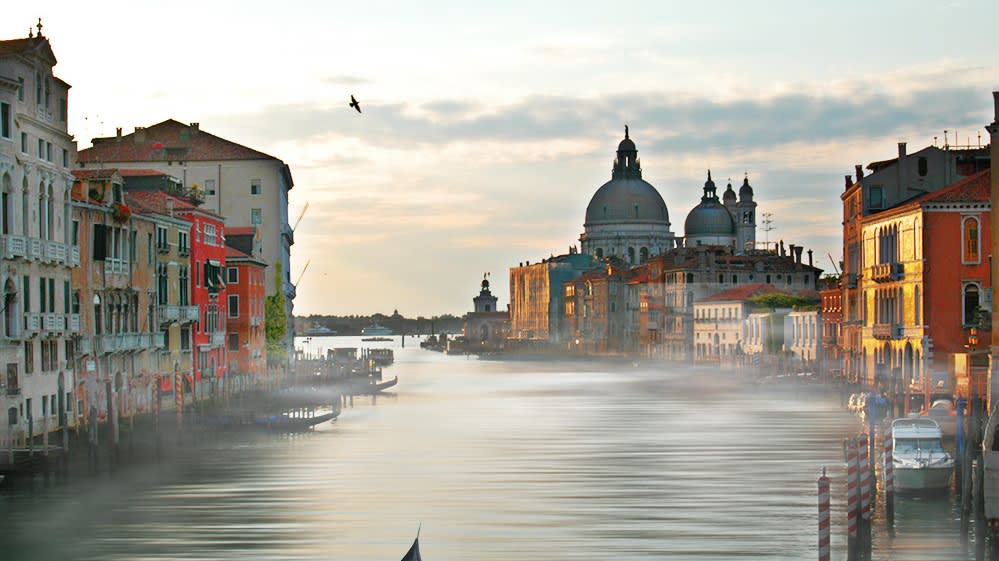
[
  {"x1": 807, "y1": 249, "x2": 813, "y2": 267},
  {"x1": 855, "y1": 164, "x2": 864, "y2": 183},
  {"x1": 116, "y1": 127, "x2": 122, "y2": 139},
  {"x1": 794, "y1": 246, "x2": 804, "y2": 265},
  {"x1": 845, "y1": 175, "x2": 853, "y2": 189},
  {"x1": 788, "y1": 244, "x2": 797, "y2": 262}
]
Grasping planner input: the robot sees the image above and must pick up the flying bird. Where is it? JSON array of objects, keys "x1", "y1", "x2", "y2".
[{"x1": 349, "y1": 95, "x2": 361, "y2": 113}]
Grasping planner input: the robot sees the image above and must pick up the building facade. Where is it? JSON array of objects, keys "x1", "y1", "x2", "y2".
[
  {"x1": 225, "y1": 245, "x2": 266, "y2": 381},
  {"x1": 76, "y1": 119, "x2": 295, "y2": 363},
  {"x1": 508, "y1": 251, "x2": 596, "y2": 344},
  {"x1": 1, "y1": 29, "x2": 79, "y2": 440},
  {"x1": 463, "y1": 275, "x2": 509, "y2": 350}
]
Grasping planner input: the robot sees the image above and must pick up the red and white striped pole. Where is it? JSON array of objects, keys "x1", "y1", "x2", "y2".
[
  {"x1": 858, "y1": 433, "x2": 872, "y2": 557},
  {"x1": 818, "y1": 467, "x2": 830, "y2": 561},
  {"x1": 846, "y1": 437, "x2": 859, "y2": 561},
  {"x1": 884, "y1": 435, "x2": 895, "y2": 529}
]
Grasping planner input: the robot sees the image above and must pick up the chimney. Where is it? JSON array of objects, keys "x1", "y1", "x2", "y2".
[
  {"x1": 993, "y1": 90, "x2": 999, "y2": 125},
  {"x1": 897, "y1": 141, "x2": 907, "y2": 192},
  {"x1": 807, "y1": 249, "x2": 813, "y2": 267},
  {"x1": 189, "y1": 122, "x2": 200, "y2": 136},
  {"x1": 845, "y1": 174, "x2": 853, "y2": 190},
  {"x1": 794, "y1": 246, "x2": 804, "y2": 265},
  {"x1": 116, "y1": 127, "x2": 122, "y2": 139},
  {"x1": 134, "y1": 126, "x2": 146, "y2": 143},
  {"x1": 855, "y1": 164, "x2": 864, "y2": 183},
  {"x1": 788, "y1": 244, "x2": 797, "y2": 262}
]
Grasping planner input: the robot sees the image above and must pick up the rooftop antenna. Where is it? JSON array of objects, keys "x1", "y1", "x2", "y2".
[
  {"x1": 827, "y1": 253, "x2": 841, "y2": 275},
  {"x1": 944, "y1": 129, "x2": 949, "y2": 149},
  {"x1": 761, "y1": 212, "x2": 775, "y2": 251}
]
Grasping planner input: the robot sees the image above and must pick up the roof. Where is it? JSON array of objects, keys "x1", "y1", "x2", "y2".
[
  {"x1": 226, "y1": 226, "x2": 256, "y2": 236},
  {"x1": 700, "y1": 283, "x2": 784, "y2": 303},
  {"x1": 126, "y1": 190, "x2": 222, "y2": 220},
  {"x1": 921, "y1": 168, "x2": 990, "y2": 204},
  {"x1": 118, "y1": 169, "x2": 170, "y2": 177},
  {"x1": 72, "y1": 169, "x2": 121, "y2": 181},
  {"x1": 79, "y1": 119, "x2": 283, "y2": 163},
  {"x1": 0, "y1": 36, "x2": 56, "y2": 63},
  {"x1": 225, "y1": 244, "x2": 267, "y2": 267}
]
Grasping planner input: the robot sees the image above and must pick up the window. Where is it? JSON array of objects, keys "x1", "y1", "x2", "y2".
[
  {"x1": 46, "y1": 142, "x2": 52, "y2": 162},
  {"x1": 250, "y1": 179, "x2": 261, "y2": 195},
  {"x1": 35, "y1": 72, "x2": 41, "y2": 104},
  {"x1": 228, "y1": 333, "x2": 239, "y2": 351},
  {"x1": 37, "y1": 138, "x2": 44, "y2": 158},
  {"x1": 178, "y1": 231, "x2": 189, "y2": 255},
  {"x1": 228, "y1": 294, "x2": 239, "y2": 317},
  {"x1": 156, "y1": 226, "x2": 169, "y2": 252},
  {"x1": 59, "y1": 98, "x2": 67, "y2": 122},
  {"x1": 228, "y1": 267, "x2": 239, "y2": 284},
  {"x1": 20, "y1": 132, "x2": 27, "y2": 153},
  {"x1": 963, "y1": 217, "x2": 980, "y2": 263},
  {"x1": 24, "y1": 341, "x2": 33, "y2": 374},
  {"x1": 0, "y1": 102, "x2": 10, "y2": 139},
  {"x1": 204, "y1": 179, "x2": 216, "y2": 196},
  {"x1": 18, "y1": 77, "x2": 24, "y2": 102},
  {"x1": 868, "y1": 186, "x2": 884, "y2": 210},
  {"x1": 62, "y1": 148, "x2": 68, "y2": 168},
  {"x1": 918, "y1": 157, "x2": 928, "y2": 177},
  {"x1": 964, "y1": 284, "x2": 981, "y2": 325},
  {"x1": 157, "y1": 265, "x2": 168, "y2": 305},
  {"x1": 204, "y1": 223, "x2": 217, "y2": 246},
  {"x1": 250, "y1": 208, "x2": 262, "y2": 225},
  {"x1": 179, "y1": 266, "x2": 189, "y2": 305},
  {"x1": 180, "y1": 326, "x2": 191, "y2": 351}
]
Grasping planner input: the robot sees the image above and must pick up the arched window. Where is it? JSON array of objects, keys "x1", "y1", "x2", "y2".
[
  {"x1": 964, "y1": 284, "x2": 981, "y2": 325},
  {"x1": 46, "y1": 184, "x2": 54, "y2": 241},
  {"x1": 38, "y1": 182, "x2": 47, "y2": 241},
  {"x1": 627, "y1": 247, "x2": 636, "y2": 263},
  {"x1": 21, "y1": 177, "x2": 29, "y2": 237},
  {"x1": 640, "y1": 247, "x2": 649, "y2": 262},
  {"x1": 595, "y1": 248, "x2": 603, "y2": 259},
  {"x1": 963, "y1": 217, "x2": 980, "y2": 263}
]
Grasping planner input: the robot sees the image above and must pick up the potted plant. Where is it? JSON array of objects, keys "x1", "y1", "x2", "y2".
[{"x1": 112, "y1": 202, "x2": 132, "y2": 223}]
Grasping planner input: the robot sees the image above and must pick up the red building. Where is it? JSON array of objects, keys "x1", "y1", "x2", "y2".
[
  {"x1": 225, "y1": 245, "x2": 267, "y2": 379},
  {"x1": 819, "y1": 277, "x2": 843, "y2": 381},
  {"x1": 128, "y1": 191, "x2": 228, "y2": 397}
]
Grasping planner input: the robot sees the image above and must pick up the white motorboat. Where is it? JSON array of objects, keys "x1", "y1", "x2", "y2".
[
  {"x1": 361, "y1": 322, "x2": 393, "y2": 336},
  {"x1": 890, "y1": 416, "x2": 953, "y2": 491}
]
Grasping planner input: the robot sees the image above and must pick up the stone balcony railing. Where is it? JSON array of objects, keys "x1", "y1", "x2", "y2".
[
  {"x1": 159, "y1": 305, "x2": 200, "y2": 324},
  {"x1": 0, "y1": 236, "x2": 79, "y2": 267},
  {"x1": 868, "y1": 263, "x2": 903, "y2": 284},
  {"x1": 79, "y1": 331, "x2": 168, "y2": 355},
  {"x1": 873, "y1": 323, "x2": 903, "y2": 340}
]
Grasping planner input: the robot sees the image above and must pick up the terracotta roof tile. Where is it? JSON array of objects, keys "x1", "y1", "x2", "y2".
[
  {"x1": 226, "y1": 226, "x2": 256, "y2": 236},
  {"x1": 125, "y1": 190, "x2": 220, "y2": 220},
  {"x1": 118, "y1": 169, "x2": 169, "y2": 177},
  {"x1": 225, "y1": 246, "x2": 250, "y2": 259},
  {"x1": 78, "y1": 119, "x2": 281, "y2": 163},
  {"x1": 700, "y1": 283, "x2": 785, "y2": 303},
  {"x1": 72, "y1": 169, "x2": 120, "y2": 181},
  {"x1": 922, "y1": 168, "x2": 990, "y2": 204}
]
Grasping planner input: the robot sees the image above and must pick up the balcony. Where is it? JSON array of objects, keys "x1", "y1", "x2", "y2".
[
  {"x1": 0, "y1": 235, "x2": 28, "y2": 259},
  {"x1": 159, "y1": 305, "x2": 199, "y2": 324},
  {"x1": 66, "y1": 314, "x2": 81, "y2": 334},
  {"x1": 5, "y1": 385, "x2": 21, "y2": 396},
  {"x1": 42, "y1": 313, "x2": 62, "y2": 333},
  {"x1": 873, "y1": 323, "x2": 903, "y2": 340},
  {"x1": 23, "y1": 312, "x2": 40, "y2": 334},
  {"x1": 211, "y1": 332, "x2": 225, "y2": 347},
  {"x1": 869, "y1": 263, "x2": 903, "y2": 284},
  {"x1": 44, "y1": 240, "x2": 67, "y2": 264},
  {"x1": 103, "y1": 260, "x2": 128, "y2": 275},
  {"x1": 70, "y1": 246, "x2": 80, "y2": 267},
  {"x1": 29, "y1": 238, "x2": 42, "y2": 261},
  {"x1": 178, "y1": 246, "x2": 190, "y2": 257}
]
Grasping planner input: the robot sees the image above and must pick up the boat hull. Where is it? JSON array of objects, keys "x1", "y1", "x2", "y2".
[{"x1": 893, "y1": 465, "x2": 953, "y2": 491}]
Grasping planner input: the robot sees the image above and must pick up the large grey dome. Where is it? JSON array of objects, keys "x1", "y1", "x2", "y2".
[
  {"x1": 585, "y1": 178, "x2": 670, "y2": 224},
  {"x1": 684, "y1": 198, "x2": 735, "y2": 235},
  {"x1": 584, "y1": 127, "x2": 670, "y2": 226}
]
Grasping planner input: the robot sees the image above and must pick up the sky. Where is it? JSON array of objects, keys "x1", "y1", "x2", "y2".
[{"x1": 6, "y1": 1, "x2": 999, "y2": 317}]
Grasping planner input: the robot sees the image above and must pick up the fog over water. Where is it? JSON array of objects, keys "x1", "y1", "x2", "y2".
[{"x1": 1, "y1": 337, "x2": 968, "y2": 560}]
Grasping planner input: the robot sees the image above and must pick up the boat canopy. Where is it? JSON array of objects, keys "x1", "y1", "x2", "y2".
[{"x1": 891, "y1": 417, "x2": 943, "y2": 439}]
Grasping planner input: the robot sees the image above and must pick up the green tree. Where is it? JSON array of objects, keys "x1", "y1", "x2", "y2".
[
  {"x1": 265, "y1": 262, "x2": 288, "y2": 365},
  {"x1": 750, "y1": 293, "x2": 818, "y2": 310}
]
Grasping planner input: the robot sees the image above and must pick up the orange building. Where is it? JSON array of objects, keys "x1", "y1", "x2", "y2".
[
  {"x1": 224, "y1": 246, "x2": 267, "y2": 379},
  {"x1": 859, "y1": 169, "x2": 991, "y2": 400}
]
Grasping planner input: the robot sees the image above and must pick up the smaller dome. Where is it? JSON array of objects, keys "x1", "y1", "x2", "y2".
[
  {"x1": 685, "y1": 199, "x2": 736, "y2": 237},
  {"x1": 739, "y1": 176, "x2": 754, "y2": 198},
  {"x1": 618, "y1": 137, "x2": 636, "y2": 152},
  {"x1": 723, "y1": 181, "x2": 736, "y2": 203}
]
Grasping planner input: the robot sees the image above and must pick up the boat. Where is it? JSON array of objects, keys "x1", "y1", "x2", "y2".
[
  {"x1": 890, "y1": 416, "x2": 954, "y2": 491},
  {"x1": 362, "y1": 336, "x2": 393, "y2": 342},
  {"x1": 400, "y1": 528, "x2": 422, "y2": 561},
  {"x1": 195, "y1": 410, "x2": 339, "y2": 432},
  {"x1": 361, "y1": 322, "x2": 393, "y2": 336},
  {"x1": 303, "y1": 325, "x2": 337, "y2": 337}
]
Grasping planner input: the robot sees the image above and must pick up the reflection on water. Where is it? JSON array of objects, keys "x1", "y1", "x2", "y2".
[{"x1": 0, "y1": 336, "x2": 970, "y2": 560}]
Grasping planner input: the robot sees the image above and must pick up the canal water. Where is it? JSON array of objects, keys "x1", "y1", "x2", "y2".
[{"x1": 0, "y1": 336, "x2": 972, "y2": 560}]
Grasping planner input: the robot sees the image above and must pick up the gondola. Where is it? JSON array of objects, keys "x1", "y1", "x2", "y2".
[{"x1": 400, "y1": 528, "x2": 422, "y2": 561}]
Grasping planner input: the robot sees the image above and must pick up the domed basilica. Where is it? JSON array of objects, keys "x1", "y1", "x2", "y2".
[{"x1": 579, "y1": 128, "x2": 758, "y2": 263}]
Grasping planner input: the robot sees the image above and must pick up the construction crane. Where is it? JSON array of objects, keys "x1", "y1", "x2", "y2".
[
  {"x1": 294, "y1": 260, "x2": 310, "y2": 288},
  {"x1": 827, "y1": 253, "x2": 841, "y2": 275},
  {"x1": 293, "y1": 202, "x2": 309, "y2": 231}
]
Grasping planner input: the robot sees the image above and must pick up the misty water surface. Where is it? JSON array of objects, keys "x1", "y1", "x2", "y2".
[{"x1": 1, "y1": 337, "x2": 969, "y2": 560}]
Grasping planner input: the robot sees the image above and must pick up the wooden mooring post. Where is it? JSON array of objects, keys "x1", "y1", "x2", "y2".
[
  {"x1": 817, "y1": 468, "x2": 830, "y2": 561},
  {"x1": 846, "y1": 437, "x2": 859, "y2": 561}
]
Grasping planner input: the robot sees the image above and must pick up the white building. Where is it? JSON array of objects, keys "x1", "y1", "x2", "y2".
[
  {"x1": 785, "y1": 309, "x2": 821, "y2": 365},
  {"x1": 76, "y1": 120, "x2": 296, "y2": 362},
  {"x1": 0, "y1": 26, "x2": 80, "y2": 441},
  {"x1": 693, "y1": 283, "x2": 781, "y2": 365},
  {"x1": 579, "y1": 127, "x2": 676, "y2": 264}
]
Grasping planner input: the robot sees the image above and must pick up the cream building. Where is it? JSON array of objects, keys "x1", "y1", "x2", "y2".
[{"x1": 0, "y1": 27, "x2": 80, "y2": 441}]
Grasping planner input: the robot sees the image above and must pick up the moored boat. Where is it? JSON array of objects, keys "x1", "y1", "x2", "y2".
[
  {"x1": 890, "y1": 416, "x2": 953, "y2": 491},
  {"x1": 361, "y1": 322, "x2": 393, "y2": 336}
]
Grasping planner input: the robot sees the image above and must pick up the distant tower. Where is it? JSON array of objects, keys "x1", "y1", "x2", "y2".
[
  {"x1": 473, "y1": 273, "x2": 498, "y2": 313},
  {"x1": 736, "y1": 174, "x2": 757, "y2": 253}
]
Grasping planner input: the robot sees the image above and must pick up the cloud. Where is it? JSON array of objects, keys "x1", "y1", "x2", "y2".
[{"x1": 321, "y1": 75, "x2": 372, "y2": 86}]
